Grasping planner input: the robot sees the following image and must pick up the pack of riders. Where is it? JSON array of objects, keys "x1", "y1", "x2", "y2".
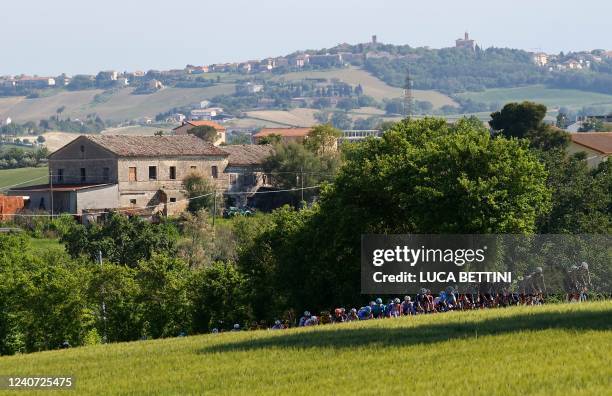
[{"x1": 217, "y1": 264, "x2": 593, "y2": 332}]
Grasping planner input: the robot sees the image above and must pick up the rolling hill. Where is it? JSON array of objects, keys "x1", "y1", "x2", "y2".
[
  {"x1": 274, "y1": 67, "x2": 458, "y2": 108},
  {"x1": 0, "y1": 301, "x2": 609, "y2": 395},
  {"x1": 0, "y1": 85, "x2": 235, "y2": 124}
]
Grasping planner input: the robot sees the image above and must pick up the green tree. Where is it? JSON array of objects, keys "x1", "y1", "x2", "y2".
[
  {"x1": 257, "y1": 134, "x2": 282, "y2": 145},
  {"x1": 190, "y1": 262, "x2": 250, "y2": 332},
  {"x1": 330, "y1": 111, "x2": 352, "y2": 129},
  {"x1": 61, "y1": 213, "x2": 179, "y2": 266},
  {"x1": 537, "y1": 151, "x2": 612, "y2": 233},
  {"x1": 489, "y1": 101, "x2": 547, "y2": 139},
  {"x1": 183, "y1": 172, "x2": 215, "y2": 212},
  {"x1": 88, "y1": 263, "x2": 141, "y2": 343},
  {"x1": 490, "y1": 101, "x2": 569, "y2": 150},
  {"x1": 188, "y1": 125, "x2": 219, "y2": 143},
  {"x1": 304, "y1": 124, "x2": 341, "y2": 154},
  {"x1": 262, "y1": 142, "x2": 340, "y2": 203},
  {"x1": 136, "y1": 254, "x2": 193, "y2": 338},
  {"x1": 556, "y1": 112, "x2": 569, "y2": 129},
  {"x1": 251, "y1": 117, "x2": 552, "y2": 311},
  {"x1": 56, "y1": 106, "x2": 66, "y2": 121},
  {"x1": 579, "y1": 117, "x2": 606, "y2": 132}
]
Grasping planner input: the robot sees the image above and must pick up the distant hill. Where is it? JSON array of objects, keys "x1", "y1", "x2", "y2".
[
  {"x1": 1, "y1": 41, "x2": 612, "y2": 129},
  {"x1": 0, "y1": 85, "x2": 235, "y2": 124}
]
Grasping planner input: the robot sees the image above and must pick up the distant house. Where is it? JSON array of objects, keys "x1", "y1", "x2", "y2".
[
  {"x1": 565, "y1": 60, "x2": 583, "y2": 70},
  {"x1": 533, "y1": 52, "x2": 548, "y2": 67},
  {"x1": 290, "y1": 54, "x2": 310, "y2": 68},
  {"x1": 309, "y1": 54, "x2": 343, "y2": 67},
  {"x1": 189, "y1": 107, "x2": 224, "y2": 121},
  {"x1": 236, "y1": 82, "x2": 264, "y2": 95},
  {"x1": 173, "y1": 120, "x2": 227, "y2": 145},
  {"x1": 147, "y1": 79, "x2": 164, "y2": 90},
  {"x1": 166, "y1": 113, "x2": 186, "y2": 123},
  {"x1": 252, "y1": 127, "x2": 312, "y2": 144},
  {"x1": 15, "y1": 77, "x2": 56, "y2": 89},
  {"x1": 568, "y1": 132, "x2": 612, "y2": 168},
  {"x1": 455, "y1": 32, "x2": 475, "y2": 50}
]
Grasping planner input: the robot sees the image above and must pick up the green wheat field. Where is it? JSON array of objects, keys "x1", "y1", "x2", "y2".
[{"x1": 0, "y1": 301, "x2": 610, "y2": 395}]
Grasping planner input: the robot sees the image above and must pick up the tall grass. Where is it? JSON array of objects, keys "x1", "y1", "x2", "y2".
[{"x1": 0, "y1": 301, "x2": 609, "y2": 395}]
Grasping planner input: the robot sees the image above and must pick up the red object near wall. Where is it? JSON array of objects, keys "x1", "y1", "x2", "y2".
[{"x1": 0, "y1": 195, "x2": 25, "y2": 220}]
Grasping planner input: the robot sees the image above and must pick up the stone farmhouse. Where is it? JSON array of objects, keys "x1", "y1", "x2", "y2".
[{"x1": 9, "y1": 135, "x2": 273, "y2": 218}]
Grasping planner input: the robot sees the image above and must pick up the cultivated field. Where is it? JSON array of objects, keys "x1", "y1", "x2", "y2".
[
  {"x1": 246, "y1": 108, "x2": 319, "y2": 126},
  {"x1": 0, "y1": 302, "x2": 609, "y2": 395},
  {"x1": 274, "y1": 67, "x2": 458, "y2": 108},
  {"x1": 100, "y1": 125, "x2": 173, "y2": 136},
  {"x1": 246, "y1": 107, "x2": 399, "y2": 127},
  {"x1": 0, "y1": 166, "x2": 48, "y2": 190},
  {"x1": 0, "y1": 85, "x2": 235, "y2": 124},
  {"x1": 41, "y1": 132, "x2": 83, "y2": 152},
  {"x1": 457, "y1": 85, "x2": 612, "y2": 111}
]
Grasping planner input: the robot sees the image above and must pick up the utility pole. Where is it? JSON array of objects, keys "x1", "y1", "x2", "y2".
[
  {"x1": 403, "y1": 69, "x2": 414, "y2": 119},
  {"x1": 212, "y1": 190, "x2": 216, "y2": 227},
  {"x1": 300, "y1": 167, "x2": 304, "y2": 203},
  {"x1": 49, "y1": 167, "x2": 54, "y2": 218}
]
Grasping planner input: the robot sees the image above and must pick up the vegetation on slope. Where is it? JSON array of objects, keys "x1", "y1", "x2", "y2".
[{"x1": 0, "y1": 302, "x2": 609, "y2": 395}]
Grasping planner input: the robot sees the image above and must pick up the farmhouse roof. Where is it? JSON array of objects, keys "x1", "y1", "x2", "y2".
[
  {"x1": 222, "y1": 144, "x2": 274, "y2": 166},
  {"x1": 570, "y1": 132, "x2": 612, "y2": 154},
  {"x1": 85, "y1": 135, "x2": 228, "y2": 157}
]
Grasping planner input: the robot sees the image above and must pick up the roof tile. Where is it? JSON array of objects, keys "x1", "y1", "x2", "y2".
[{"x1": 86, "y1": 135, "x2": 228, "y2": 157}]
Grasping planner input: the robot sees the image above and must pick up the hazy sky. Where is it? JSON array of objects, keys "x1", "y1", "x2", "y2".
[{"x1": 1, "y1": 0, "x2": 609, "y2": 76}]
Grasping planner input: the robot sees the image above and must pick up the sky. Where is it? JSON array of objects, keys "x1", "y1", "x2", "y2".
[{"x1": 1, "y1": 0, "x2": 610, "y2": 76}]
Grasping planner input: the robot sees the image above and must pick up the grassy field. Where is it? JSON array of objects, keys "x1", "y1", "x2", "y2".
[
  {"x1": 0, "y1": 302, "x2": 609, "y2": 395},
  {"x1": 0, "y1": 144, "x2": 37, "y2": 152},
  {"x1": 274, "y1": 67, "x2": 458, "y2": 108},
  {"x1": 457, "y1": 85, "x2": 612, "y2": 111},
  {"x1": 0, "y1": 166, "x2": 48, "y2": 190},
  {"x1": 0, "y1": 85, "x2": 235, "y2": 124},
  {"x1": 29, "y1": 237, "x2": 64, "y2": 254}
]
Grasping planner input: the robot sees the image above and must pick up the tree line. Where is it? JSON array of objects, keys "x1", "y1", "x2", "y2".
[{"x1": 1, "y1": 105, "x2": 610, "y2": 354}]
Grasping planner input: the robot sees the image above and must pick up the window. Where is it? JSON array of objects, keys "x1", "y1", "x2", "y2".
[
  {"x1": 128, "y1": 167, "x2": 137, "y2": 182},
  {"x1": 80, "y1": 145, "x2": 85, "y2": 153},
  {"x1": 169, "y1": 166, "x2": 176, "y2": 180},
  {"x1": 169, "y1": 197, "x2": 177, "y2": 203},
  {"x1": 80, "y1": 168, "x2": 86, "y2": 183},
  {"x1": 211, "y1": 165, "x2": 218, "y2": 179},
  {"x1": 130, "y1": 199, "x2": 137, "y2": 205},
  {"x1": 229, "y1": 174, "x2": 237, "y2": 185},
  {"x1": 102, "y1": 167, "x2": 110, "y2": 182},
  {"x1": 56, "y1": 169, "x2": 64, "y2": 183},
  {"x1": 149, "y1": 166, "x2": 157, "y2": 180}
]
